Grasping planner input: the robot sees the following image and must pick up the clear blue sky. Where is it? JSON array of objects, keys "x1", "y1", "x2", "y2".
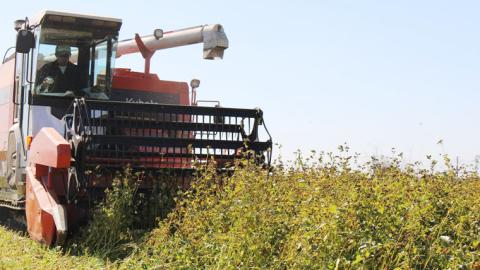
[{"x1": 1, "y1": 1, "x2": 479, "y2": 163}]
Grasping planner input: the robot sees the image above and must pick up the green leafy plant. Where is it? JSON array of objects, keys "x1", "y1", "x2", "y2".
[
  {"x1": 1, "y1": 150, "x2": 479, "y2": 269},
  {"x1": 73, "y1": 167, "x2": 179, "y2": 260},
  {"x1": 124, "y1": 152, "x2": 480, "y2": 269}
]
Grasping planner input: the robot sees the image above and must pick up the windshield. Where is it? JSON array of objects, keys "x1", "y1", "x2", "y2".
[
  {"x1": 89, "y1": 39, "x2": 116, "y2": 99},
  {"x1": 34, "y1": 26, "x2": 118, "y2": 99}
]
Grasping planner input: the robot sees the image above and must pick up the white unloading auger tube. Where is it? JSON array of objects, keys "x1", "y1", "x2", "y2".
[
  {"x1": 40, "y1": 24, "x2": 229, "y2": 62},
  {"x1": 116, "y1": 24, "x2": 229, "y2": 60}
]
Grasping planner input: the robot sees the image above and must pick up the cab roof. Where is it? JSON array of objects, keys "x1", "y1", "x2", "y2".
[{"x1": 30, "y1": 10, "x2": 122, "y2": 31}]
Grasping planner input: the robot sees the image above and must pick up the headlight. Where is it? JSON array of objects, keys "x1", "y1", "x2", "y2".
[
  {"x1": 153, "y1": 29, "x2": 163, "y2": 40},
  {"x1": 190, "y1": 79, "x2": 200, "y2": 89}
]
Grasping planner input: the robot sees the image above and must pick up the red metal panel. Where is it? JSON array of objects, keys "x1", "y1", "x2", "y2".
[
  {"x1": 25, "y1": 171, "x2": 56, "y2": 246},
  {"x1": 112, "y1": 68, "x2": 190, "y2": 105},
  {"x1": 26, "y1": 166, "x2": 66, "y2": 246},
  {"x1": 29, "y1": 127, "x2": 71, "y2": 168}
]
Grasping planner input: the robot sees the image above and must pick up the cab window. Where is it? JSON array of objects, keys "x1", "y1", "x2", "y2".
[{"x1": 33, "y1": 26, "x2": 117, "y2": 99}]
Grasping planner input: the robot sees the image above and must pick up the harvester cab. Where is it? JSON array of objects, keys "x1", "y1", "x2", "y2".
[{"x1": 0, "y1": 10, "x2": 271, "y2": 246}]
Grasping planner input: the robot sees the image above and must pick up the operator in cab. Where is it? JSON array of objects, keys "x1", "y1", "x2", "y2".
[{"x1": 35, "y1": 45, "x2": 82, "y2": 95}]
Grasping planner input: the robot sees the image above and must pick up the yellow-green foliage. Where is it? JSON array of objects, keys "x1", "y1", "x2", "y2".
[
  {"x1": 0, "y1": 227, "x2": 105, "y2": 270},
  {"x1": 1, "y1": 152, "x2": 479, "y2": 269},
  {"x1": 73, "y1": 167, "x2": 178, "y2": 260},
  {"x1": 123, "y1": 153, "x2": 480, "y2": 269}
]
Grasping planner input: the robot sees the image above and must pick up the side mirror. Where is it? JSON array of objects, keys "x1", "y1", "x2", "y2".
[{"x1": 16, "y1": 29, "x2": 35, "y2": 54}]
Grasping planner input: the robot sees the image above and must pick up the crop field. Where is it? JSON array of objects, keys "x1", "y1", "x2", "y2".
[{"x1": 0, "y1": 150, "x2": 479, "y2": 269}]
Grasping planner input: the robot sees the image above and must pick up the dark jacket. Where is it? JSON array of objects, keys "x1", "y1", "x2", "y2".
[{"x1": 36, "y1": 61, "x2": 81, "y2": 93}]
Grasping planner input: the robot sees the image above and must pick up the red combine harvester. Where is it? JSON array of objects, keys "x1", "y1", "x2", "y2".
[{"x1": 0, "y1": 11, "x2": 271, "y2": 245}]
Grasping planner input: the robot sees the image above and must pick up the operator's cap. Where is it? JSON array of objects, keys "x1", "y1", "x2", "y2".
[{"x1": 55, "y1": 45, "x2": 71, "y2": 57}]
